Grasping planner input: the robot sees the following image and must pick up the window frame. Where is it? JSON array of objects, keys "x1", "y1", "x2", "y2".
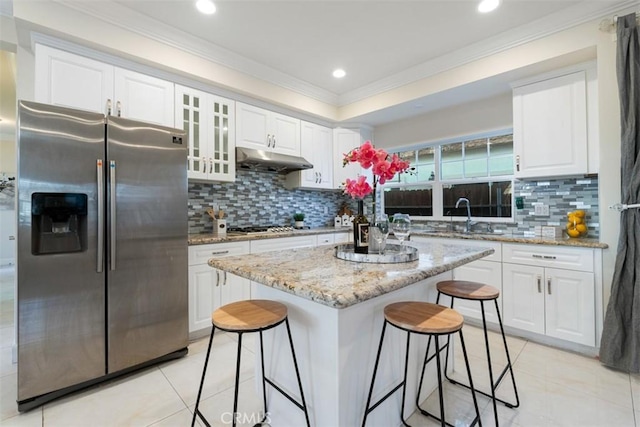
[{"x1": 381, "y1": 129, "x2": 515, "y2": 223}]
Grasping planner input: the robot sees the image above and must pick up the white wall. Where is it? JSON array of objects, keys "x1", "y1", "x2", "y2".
[
  {"x1": 374, "y1": 93, "x2": 512, "y2": 149},
  {"x1": 596, "y1": 30, "x2": 621, "y2": 312}
]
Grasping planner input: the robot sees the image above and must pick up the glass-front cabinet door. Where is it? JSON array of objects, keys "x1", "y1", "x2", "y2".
[{"x1": 175, "y1": 85, "x2": 235, "y2": 182}]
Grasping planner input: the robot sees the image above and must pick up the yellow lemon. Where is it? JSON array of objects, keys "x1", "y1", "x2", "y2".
[
  {"x1": 567, "y1": 228, "x2": 581, "y2": 238},
  {"x1": 574, "y1": 210, "x2": 586, "y2": 218},
  {"x1": 566, "y1": 221, "x2": 574, "y2": 230},
  {"x1": 576, "y1": 224, "x2": 587, "y2": 234}
]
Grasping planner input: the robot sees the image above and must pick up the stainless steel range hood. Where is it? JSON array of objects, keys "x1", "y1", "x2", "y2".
[{"x1": 236, "y1": 147, "x2": 313, "y2": 173}]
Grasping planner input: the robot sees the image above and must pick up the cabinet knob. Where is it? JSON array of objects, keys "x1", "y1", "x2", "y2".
[{"x1": 516, "y1": 155, "x2": 520, "y2": 172}]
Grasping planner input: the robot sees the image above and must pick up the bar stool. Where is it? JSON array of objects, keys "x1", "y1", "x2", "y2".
[
  {"x1": 431, "y1": 280, "x2": 520, "y2": 426},
  {"x1": 362, "y1": 301, "x2": 482, "y2": 427},
  {"x1": 191, "y1": 299, "x2": 311, "y2": 427}
]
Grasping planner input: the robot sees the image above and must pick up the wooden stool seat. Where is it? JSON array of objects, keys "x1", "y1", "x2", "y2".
[
  {"x1": 212, "y1": 299, "x2": 287, "y2": 331},
  {"x1": 437, "y1": 280, "x2": 500, "y2": 300},
  {"x1": 384, "y1": 302, "x2": 463, "y2": 335}
]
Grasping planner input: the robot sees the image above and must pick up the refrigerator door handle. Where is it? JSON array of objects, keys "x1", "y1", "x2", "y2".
[
  {"x1": 97, "y1": 160, "x2": 104, "y2": 273},
  {"x1": 110, "y1": 160, "x2": 117, "y2": 271}
]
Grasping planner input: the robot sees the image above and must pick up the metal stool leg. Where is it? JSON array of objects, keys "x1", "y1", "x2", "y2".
[
  {"x1": 284, "y1": 318, "x2": 311, "y2": 427},
  {"x1": 459, "y1": 330, "x2": 483, "y2": 427},
  {"x1": 495, "y1": 299, "x2": 520, "y2": 409},
  {"x1": 479, "y1": 301, "x2": 498, "y2": 426},
  {"x1": 258, "y1": 330, "x2": 269, "y2": 424},
  {"x1": 362, "y1": 320, "x2": 388, "y2": 427},
  {"x1": 232, "y1": 332, "x2": 244, "y2": 427},
  {"x1": 192, "y1": 327, "x2": 216, "y2": 427},
  {"x1": 399, "y1": 331, "x2": 412, "y2": 427},
  {"x1": 434, "y1": 336, "x2": 446, "y2": 427}
]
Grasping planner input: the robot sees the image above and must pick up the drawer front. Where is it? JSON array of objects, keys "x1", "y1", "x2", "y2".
[
  {"x1": 250, "y1": 235, "x2": 318, "y2": 253},
  {"x1": 502, "y1": 243, "x2": 593, "y2": 272},
  {"x1": 316, "y1": 233, "x2": 335, "y2": 246},
  {"x1": 411, "y1": 236, "x2": 502, "y2": 262},
  {"x1": 188, "y1": 241, "x2": 251, "y2": 265},
  {"x1": 334, "y1": 232, "x2": 351, "y2": 244}
]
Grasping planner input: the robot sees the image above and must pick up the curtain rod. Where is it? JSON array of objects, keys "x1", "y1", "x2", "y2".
[
  {"x1": 599, "y1": 11, "x2": 640, "y2": 33},
  {"x1": 610, "y1": 203, "x2": 640, "y2": 212}
]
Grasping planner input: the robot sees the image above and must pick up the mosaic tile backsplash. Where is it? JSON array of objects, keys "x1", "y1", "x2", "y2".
[
  {"x1": 417, "y1": 176, "x2": 600, "y2": 238},
  {"x1": 189, "y1": 170, "x2": 354, "y2": 233},
  {"x1": 189, "y1": 172, "x2": 599, "y2": 238}
]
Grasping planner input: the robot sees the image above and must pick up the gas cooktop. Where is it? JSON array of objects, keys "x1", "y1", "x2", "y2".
[{"x1": 227, "y1": 226, "x2": 297, "y2": 235}]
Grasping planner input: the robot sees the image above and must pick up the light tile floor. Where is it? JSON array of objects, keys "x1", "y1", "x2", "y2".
[{"x1": 1, "y1": 264, "x2": 638, "y2": 427}]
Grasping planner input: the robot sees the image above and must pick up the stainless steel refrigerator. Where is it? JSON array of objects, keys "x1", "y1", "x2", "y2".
[{"x1": 16, "y1": 100, "x2": 188, "y2": 411}]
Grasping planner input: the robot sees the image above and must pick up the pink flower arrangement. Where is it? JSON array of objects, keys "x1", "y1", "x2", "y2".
[{"x1": 342, "y1": 141, "x2": 411, "y2": 199}]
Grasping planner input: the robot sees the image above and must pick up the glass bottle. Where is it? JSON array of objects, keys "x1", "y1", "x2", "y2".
[{"x1": 353, "y1": 200, "x2": 370, "y2": 254}]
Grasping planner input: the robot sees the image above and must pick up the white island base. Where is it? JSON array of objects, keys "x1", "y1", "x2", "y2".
[{"x1": 254, "y1": 272, "x2": 451, "y2": 427}]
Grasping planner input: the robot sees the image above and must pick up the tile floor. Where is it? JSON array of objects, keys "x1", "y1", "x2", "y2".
[{"x1": 1, "y1": 264, "x2": 638, "y2": 427}]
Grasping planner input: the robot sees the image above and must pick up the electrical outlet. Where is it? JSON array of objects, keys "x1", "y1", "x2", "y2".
[{"x1": 534, "y1": 204, "x2": 550, "y2": 216}]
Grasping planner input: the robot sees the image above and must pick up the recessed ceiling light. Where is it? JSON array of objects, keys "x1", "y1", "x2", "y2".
[
  {"x1": 196, "y1": 0, "x2": 216, "y2": 15},
  {"x1": 332, "y1": 69, "x2": 346, "y2": 79},
  {"x1": 478, "y1": 0, "x2": 500, "y2": 13}
]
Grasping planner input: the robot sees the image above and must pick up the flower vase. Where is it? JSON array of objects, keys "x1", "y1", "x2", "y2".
[{"x1": 353, "y1": 200, "x2": 369, "y2": 254}]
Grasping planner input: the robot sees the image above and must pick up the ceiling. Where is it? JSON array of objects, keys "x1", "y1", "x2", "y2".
[
  {"x1": 1, "y1": 0, "x2": 634, "y2": 131},
  {"x1": 114, "y1": 0, "x2": 584, "y2": 97}
]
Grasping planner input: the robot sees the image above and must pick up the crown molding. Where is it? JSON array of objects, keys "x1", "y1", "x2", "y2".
[
  {"x1": 39, "y1": 0, "x2": 640, "y2": 109},
  {"x1": 336, "y1": 0, "x2": 640, "y2": 106},
  {"x1": 55, "y1": 0, "x2": 339, "y2": 106}
]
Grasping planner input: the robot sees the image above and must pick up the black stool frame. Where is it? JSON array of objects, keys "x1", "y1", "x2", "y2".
[
  {"x1": 433, "y1": 291, "x2": 520, "y2": 427},
  {"x1": 191, "y1": 317, "x2": 311, "y2": 427},
  {"x1": 362, "y1": 318, "x2": 482, "y2": 427}
]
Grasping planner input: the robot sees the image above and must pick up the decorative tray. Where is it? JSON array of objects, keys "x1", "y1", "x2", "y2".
[{"x1": 334, "y1": 243, "x2": 419, "y2": 264}]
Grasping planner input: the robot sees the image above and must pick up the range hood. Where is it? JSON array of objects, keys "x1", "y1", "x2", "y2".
[{"x1": 236, "y1": 147, "x2": 313, "y2": 173}]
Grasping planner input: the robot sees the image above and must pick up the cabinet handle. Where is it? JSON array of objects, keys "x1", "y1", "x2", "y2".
[
  {"x1": 211, "y1": 250, "x2": 230, "y2": 255},
  {"x1": 319, "y1": 172, "x2": 322, "y2": 183},
  {"x1": 272, "y1": 135, "x2": 276, "y2": 148},
  {"x1": 516, "y1": 155, "x2": 520, "y2": 172},
  {"x1": 202, "y1": 157, "x2": 207, "y2": 173},
  {"x1": 537, "y1": 275, "x2": 542, "y2": 293},
  {"x1": 222, "y1": 271, "x2": 227, "y2": 286},
  {"x1": 543, "y1": 255, "x2": 557, "y2": 260},
  {"x1": 532, "y1": 254, "x2": 543, "y2": 259},
  {"x1": 209, "y1": 157, "x2": 213, "y2": 174},
  {"x1": 106, "y1": 99, "x2": 112, "y2": 115},
  {"x1": 116, "y1": 101, "x2": 122, "y2": 117},
  {"x1": 267, "y1": 134, "x2": 272, "y2": 147},
  {"x1": 216, "y1": 270, "x2": 220, "y2": 287},
  {"x1": 547, "y1": 277, "x2": 552, "y2": 294}
]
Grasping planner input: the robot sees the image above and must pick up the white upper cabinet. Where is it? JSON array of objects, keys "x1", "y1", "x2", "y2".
[
  {"x1": 333, "y1": 127, "x2": 372, "y2": 189},
  {"x1": 236, "y1": 102, "x2": 300, "y2": 156},
  {"x1": 35, "y1": 44, "x2": 174, "y2": 127},
  {"x1": 285, "y1": 121, "x2": 333, "y2": 189},
  {"x1": 176, "y1": 85, "x2": 235, "y2": 182},
  {"x1": 512, "y1": 70, "x2": 590, "y2": 178}
]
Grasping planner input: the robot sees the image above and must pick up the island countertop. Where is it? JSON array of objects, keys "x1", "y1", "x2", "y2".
[{"x1": 207, "y1": 241, "x2": 494, "y2": 309}]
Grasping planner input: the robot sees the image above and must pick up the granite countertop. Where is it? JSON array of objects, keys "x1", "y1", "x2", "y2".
[
  {"x1": 188, "y1": 227, "x2": 350, "y2": 245},
  {"x1": 411, "y1": 230, "x2": 608, "y2": 249},
  {"x1": 207, "y1": 241, "x2": 494, "y2": 309},
  {"x1": 188, "y1": 226, "x2": 608, "y2": 249}
]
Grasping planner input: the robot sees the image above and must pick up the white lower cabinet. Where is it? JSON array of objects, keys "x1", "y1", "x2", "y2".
[
  {"x1": 452, "y1": 259, "x2": 502, "y2": 324},
  {"x1": 188, "y1": 241, "x2": 251, "y2": 334},
  {"x1": 502, "y1": 244, "x2": 595, "y2": 346}
]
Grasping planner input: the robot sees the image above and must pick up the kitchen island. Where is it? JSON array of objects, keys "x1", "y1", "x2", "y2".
[{"x1": 208, "y1": 241, "x2": 494, "y2": 427}]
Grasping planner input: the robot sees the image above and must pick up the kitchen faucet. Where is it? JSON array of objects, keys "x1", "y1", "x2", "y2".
[{"x1": 455, "y1": 197, "x2": 475, "y2": 233}]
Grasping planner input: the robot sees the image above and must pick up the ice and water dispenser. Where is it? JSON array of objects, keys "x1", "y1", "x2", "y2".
[{"x1": 31, "y1": 193, "x2": 88, "y2": 255}]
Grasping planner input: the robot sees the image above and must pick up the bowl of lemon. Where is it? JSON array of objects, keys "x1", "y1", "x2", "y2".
[{"x1": 566, "y1": 210, "x2": 588, "y2": 238}]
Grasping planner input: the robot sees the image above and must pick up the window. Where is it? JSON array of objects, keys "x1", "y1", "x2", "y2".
[{"x1": 382, "y1": 130, "x2": 514, "y2": 221}]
